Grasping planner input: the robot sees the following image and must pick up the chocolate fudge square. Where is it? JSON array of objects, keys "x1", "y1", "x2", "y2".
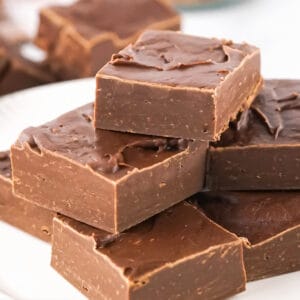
[
  {"x1": 11, "y1": 103, "x2": 207, "y2": 233},
  {"x1": 194, "y1": 191, "x2": 300, "y2": 281},
  {"x1": 0, "y1": 152, "x2": 54, "y2": 242},
  {"x1": 35, "y1": 0, "x2": 180, "y2": 79},
  {"x1": 95, "y1": 30, "x2": 262, "y2": 140},
  {"x1": 208, "y1": 79, "x2": 300, "y2": 190},
  {"x1": 51, "y1": 202, "x2": 246, "y2": 300}
]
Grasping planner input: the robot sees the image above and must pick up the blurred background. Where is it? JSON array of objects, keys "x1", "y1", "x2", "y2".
[{"x1": 2, "y1": 0, "x2": 300, "y2": 79}]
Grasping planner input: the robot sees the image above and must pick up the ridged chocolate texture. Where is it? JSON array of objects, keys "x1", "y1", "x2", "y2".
[
  {"x1": 108, "y1": 31, "x2": 256, "y2": 88},
  {"x1": 15, "y1": 104, "x2": 188, "y2": 181},
  {"x1": 208, "y1": 79, "x2": 300, "y2": 190},
  {"x1": 96, "y1": 30, "x2": 262, "y2": 139},
  {"x1": 216, "y1": 79, "x2": 300, "y2": 146},
  {"x1": 51, "y1": 202, "x2": 246, "y2": 299}
]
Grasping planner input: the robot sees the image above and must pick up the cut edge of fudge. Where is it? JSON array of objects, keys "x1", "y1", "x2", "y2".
[
  {"x1": 11, "y1": 139, "x2": 207, "y2": 233},
  {"x1": 0, "y1": 151, "x2": 54, "y2": 242},
  {"x1": 243, "y1": 225, "x2": 300, "y2": 281},
  {"x1": 193, "y1": 191, "x2": 300, "y2": 281},
  {"x1": 51, "y1": 202, "x2": 246, "y2": 299}
]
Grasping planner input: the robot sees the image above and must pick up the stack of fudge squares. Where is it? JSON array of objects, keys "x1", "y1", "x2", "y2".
[{"x1": 0, "y1": 10, "x2": 300, "y2": 300}]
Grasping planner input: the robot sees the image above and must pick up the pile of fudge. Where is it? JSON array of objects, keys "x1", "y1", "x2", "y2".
[{"x1": 1, "y1": 1, "x2": 300, "y2": 300}]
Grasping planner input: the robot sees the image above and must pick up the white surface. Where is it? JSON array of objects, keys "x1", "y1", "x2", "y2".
[
  {"x1": 183, "y1": 0, "x2": 300, "y2": 79},
  {"x1": 0, "y1": 222, "x2": 85, "y2": 300},
  {"x1": 1, "y1": 0, "x2": 300, "y2": 299}
]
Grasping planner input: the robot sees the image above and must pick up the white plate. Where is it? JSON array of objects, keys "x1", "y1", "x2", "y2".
[{"x1": 0, "y1": 79, "x2": 299, "y2": 300}]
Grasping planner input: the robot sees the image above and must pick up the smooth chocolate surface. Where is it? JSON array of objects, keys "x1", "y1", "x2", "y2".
[
  {"x1": 208, "y1": 79, "x2": 300, "y2": 190},
  {"x1": 96, "y1": 30, "x2": 262, "y2": 139},
  {"x1": 51, "y1": 202, "x2": 246, "y2": 299},
  {"x1": 0, "y1": 151, "x2": 54, "y2": 242},
  {"x1": 36, "y1": 0, "x2": 180, "y2": 79},
  {"x1": 12, "y1": 103, "x2": 207, "y2": 233},
  {"x1": 193, "y1": 191, "x2": 300, "y2": 281}
]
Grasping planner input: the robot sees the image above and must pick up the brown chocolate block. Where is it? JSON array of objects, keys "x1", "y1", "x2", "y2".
[
  {"x1": 11, "y1": 103, "x2": 207, "y2": 233},
  {"x1": 207, "y1": 79, "x2": 300, "y2": 190},
  {"x1": 51, "y1": 202, "x2": 246, "y2": 300},
  {"x1": 193, "y1": 191, "x2": 300, "y2": 281},
  {"x1": 0, "y1": 44, "x2": 55, "y2": 96},
  {"x1": 0, "y1": 19, "x2": 55, "y2": 96},
  {"x1": 95, "y1": 30, "x2": 262, "y2": 140},
  {"x1": 35, "y1": 0, "x2": 180, "y2": 79},
  {"x1": 0, "y1": 151, "x2": 54, "y2": 242}
]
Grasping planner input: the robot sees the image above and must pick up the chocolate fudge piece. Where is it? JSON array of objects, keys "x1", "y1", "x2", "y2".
[
  {"x1": 0, "y1": 43, "x2": 55, "y2": 96},
  {"x1": 193, "y1": 191, "x2": 300, "y2": 281},
  {"x1": 0, "y1": 20, "x2": 55, "y2": 96},
  {"x1": 0, "y1": 152, "x2": 54, "y2": 242},
  {"x1": 95, "y1": 30, "x2": 262, "y2": 140},
  {"x1": 51, "y1": 202, "x2": 246, "y2": 300},
  {"x1": 11, "y1": 103, "x2": 207, "y2": 233},
  {"x1": 208, "y1": 79, "x2": 300, "y2": 190},
  {"x1": 35, "y1": 0, "x2": 180, "y2": 79}
]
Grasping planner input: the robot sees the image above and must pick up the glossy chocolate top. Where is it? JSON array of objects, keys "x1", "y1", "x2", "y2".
[
  {"x1": 194, "y1": 191, "x2": 300, "y2": 244},
  {"x1": 215, "y1": 80, "x2": 300, "y2": 147},
  {"x1": 49, "y1": 0, "x2": 177, "y2": 40},
  {"x1": 58, "y1": 202, "x2": 238, "y2": 281},
  {"x1": 15, "y1": 103, "x2": 188, "y2": 181},
  {"x1": 100, "y1": 30, "x2": 258, "y2": 89},
  {"x1": 0, "y1": 151, "x2": 11, "y2": 179}
]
